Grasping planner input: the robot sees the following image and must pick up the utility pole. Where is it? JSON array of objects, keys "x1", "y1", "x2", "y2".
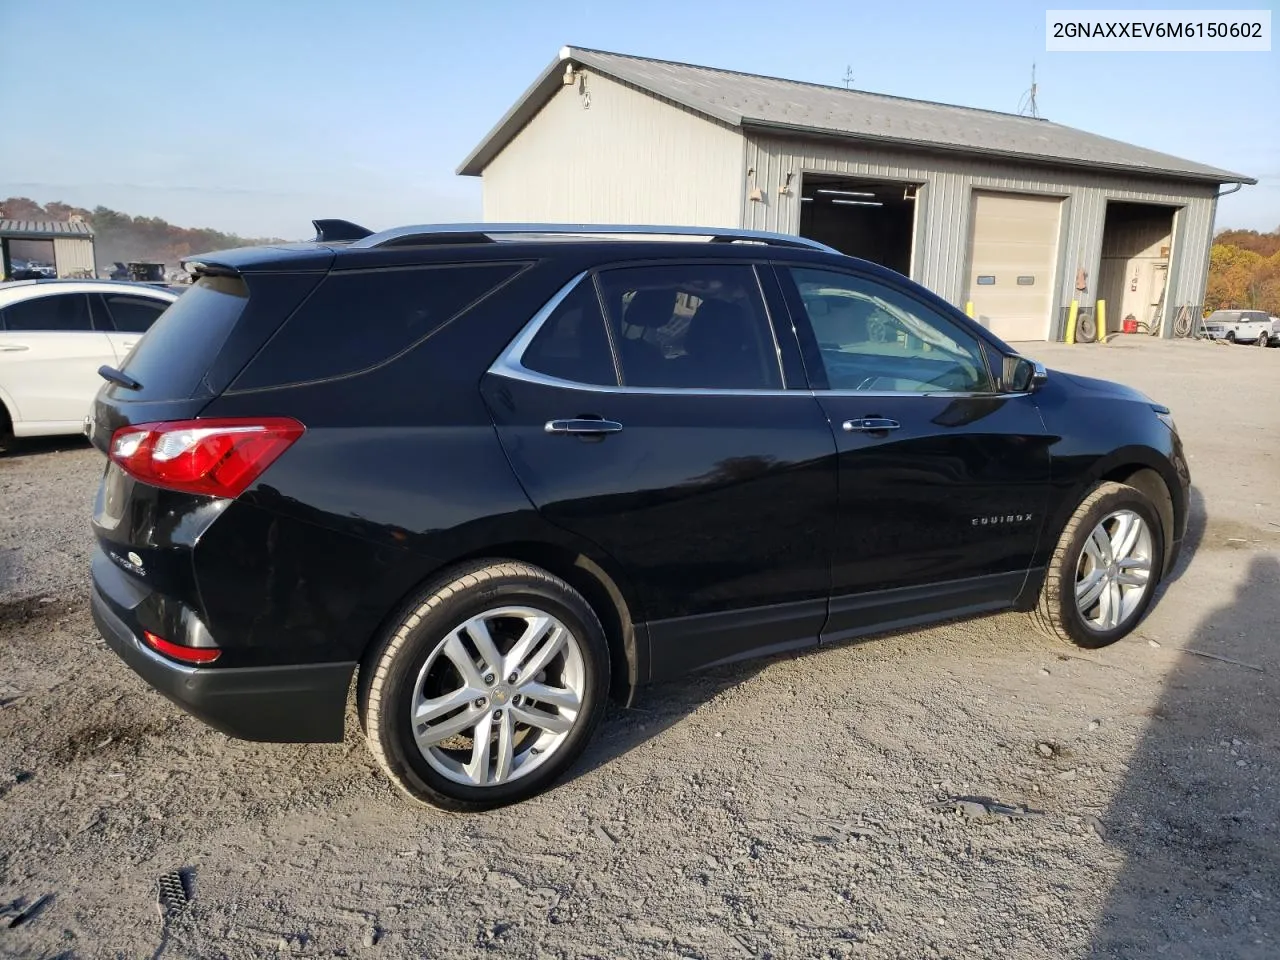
[{"x1": 842, "y1": 65, "x2": 854, "y2": 89}]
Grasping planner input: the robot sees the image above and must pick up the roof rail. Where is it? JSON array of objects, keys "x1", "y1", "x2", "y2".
[{"x1": 349, "y1": 222, "x2": 839, "y2": 253}]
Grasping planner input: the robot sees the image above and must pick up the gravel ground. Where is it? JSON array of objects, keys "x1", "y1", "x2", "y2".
[{"x1": 1, "y1": 337, "x2": 1277, "y2": 960}]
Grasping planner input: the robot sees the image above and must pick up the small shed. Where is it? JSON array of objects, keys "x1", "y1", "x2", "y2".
[{"x1": 0, "y1": 219, "x2": 97, "y2": 280}]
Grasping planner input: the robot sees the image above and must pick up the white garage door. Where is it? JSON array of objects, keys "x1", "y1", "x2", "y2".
[{"x1": 966, "y1": 192, "x2": 1063, "y2": 342}]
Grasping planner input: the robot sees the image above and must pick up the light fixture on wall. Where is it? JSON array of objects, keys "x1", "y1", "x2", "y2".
[
  {"x1": 562, "y1": 63, "x2": 577, "y2": 85},
  {"x1": 747, "y1": 167, "x2": 764, "y2": 203},
  {"x1": 778, "y1": 172, "x2": 794, "y2": 196}
]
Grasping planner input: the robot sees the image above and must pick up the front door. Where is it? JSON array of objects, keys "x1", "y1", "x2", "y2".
[
  {"x1": 776, "y1": 264, "x2": 1052, "y2": 642},
  {"x1": 483, "y1": 261, "x2": 837, "y2": 680},
  {"x1": 0, "y1": 292, "x2": 115, "y2": 430}
]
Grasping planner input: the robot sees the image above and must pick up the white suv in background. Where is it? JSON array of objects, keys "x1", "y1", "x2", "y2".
[
  {"x1": 0, "y1": 280, "x2": 179, "y2": 444},
  {"x1": 1202, "y1": 309, "x2": 1277, "y2": 346}
]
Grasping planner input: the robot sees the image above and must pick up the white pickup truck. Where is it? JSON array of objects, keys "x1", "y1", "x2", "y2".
[{"x1": 1203, "y1": 309, "x2": 1278, "y2": 346}]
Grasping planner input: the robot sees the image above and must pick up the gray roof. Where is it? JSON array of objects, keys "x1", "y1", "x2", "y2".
[
  {"x1": 460, "y1": 46, "x2": 1254, "y2": 185},
  {"x1": 0, "y1": 219, "x2": 95, "y2": 239}
]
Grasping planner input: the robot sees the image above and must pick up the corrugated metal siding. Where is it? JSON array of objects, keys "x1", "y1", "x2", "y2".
[
  {"x1": 742, "y1": 133, "x2": 1219, "y2": 338},
  {"x1": 52, "y1": 237, "x2": 95, "y2": 277},
  {"x1": 482, "y1": 71, "x2": 742, "y2": 226}
]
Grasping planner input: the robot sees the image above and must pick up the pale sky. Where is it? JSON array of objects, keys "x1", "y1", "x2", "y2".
[{"x1": 2, "y1": 0, "x2": 1276, "y2": 239}]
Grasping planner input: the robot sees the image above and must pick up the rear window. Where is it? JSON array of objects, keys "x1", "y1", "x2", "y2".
[
  {"x1": 101, "y1": 293, "x2": 169, "y2": 333},
  {"x1": 232, "y1": 262, "x2": 526, "y2": 390},
  {"x1": 118, "y1": 275, "x2": 248, "y2": 399}
]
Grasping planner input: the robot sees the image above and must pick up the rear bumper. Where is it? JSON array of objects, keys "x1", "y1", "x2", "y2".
[{"x1": 91, "y1": 552, "x2": 355, "y2": 743}]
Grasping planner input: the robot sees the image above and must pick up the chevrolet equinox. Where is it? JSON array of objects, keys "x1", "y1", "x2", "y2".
[{"x1": 88, "y1": 221, "x2": 1190, "y2": 809}]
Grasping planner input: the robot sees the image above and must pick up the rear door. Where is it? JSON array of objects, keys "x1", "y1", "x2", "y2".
[
  {"x1": 94, "y1": 291, "x2": 173, "y2": 361},
  {"x1": 776, "y1": 264, "x2": 1052, "y2": 641},
  {"x1": 483, "y1": 260, "x2": 837, "y2": 679},
  {"x1": 0, "y1": 291, "x2": 114, "y2": 430}
]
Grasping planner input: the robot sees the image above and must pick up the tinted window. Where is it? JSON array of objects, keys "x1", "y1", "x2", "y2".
[
  {"x1": 521, "y1": 281, "x2": 617, "y2": 385},
  {"x1": 2, "y1": 293, "x2": 93, "y2": 332},
  {"x1": 118, "y1": 275, "x2": 247, "y2": 399},
  {"x1": 788, "y1": 268, "x2": 992, "y2": 393},
  {"x1": 596, "y1": 264, "x2": 781, "y2": 390},
  {"x1": 234, "y1": 262, "x2": 525, "y2": 389},
  {"x1": 102, "y1": 294, "x2": 168, "y2": 333}
]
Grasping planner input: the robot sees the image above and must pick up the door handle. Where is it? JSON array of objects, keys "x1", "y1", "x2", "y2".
[
  {"x1": 843, "y1": 417, "x2": 901, "y2": 433},
  {"x1": 545, "y1": 418, "x2": 624, "y2": 435},
  {"x1": 0, "y1": 344, "x2": 30, "y2": 352}
]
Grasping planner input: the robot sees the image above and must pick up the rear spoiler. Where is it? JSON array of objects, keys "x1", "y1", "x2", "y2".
[{"x1": 312, "y1": 219, "x2": 373, "y2": 242}]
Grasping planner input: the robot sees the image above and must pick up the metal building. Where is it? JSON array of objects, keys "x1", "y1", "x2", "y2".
[
  {"x1": 0, "y1": 218, "x2": 97, "y2": 280},
  {"x1": 459, "y1": 47, "x2": 1255, "y2": 342}
]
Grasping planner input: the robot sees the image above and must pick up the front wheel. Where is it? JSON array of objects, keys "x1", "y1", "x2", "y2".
[
  {"x1": 1226, "y1": 331, "x2": 1236, "y2": 343},
  {"x1": 1029, "y1": 482, "x2": 1165, "y2": 648},
  {"x1": 361, "y1": 560, "x2": 610, "y2": 810},
  {"x1": 1258, "y1": 334, "x2": 1272, "y2": 348}
]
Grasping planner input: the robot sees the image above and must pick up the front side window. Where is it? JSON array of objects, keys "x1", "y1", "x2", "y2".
[
  {"x1": 596, "y1": 263, "x2": 781, "y2": 390},
  {"x1": 2, "y1": 293, "x2": 94, "y2": 332},
  {"x1": 787, "y1": 268, "x2": 992, "y2": 393}
]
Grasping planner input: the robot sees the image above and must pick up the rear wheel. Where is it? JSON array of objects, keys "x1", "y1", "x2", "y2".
[
  {"x1": 1030, "y1": 482, "x2": 1164, "y2": 648},
  {"x1": 1226, "y1": 331, "x2": 1236, "y2": 343},
  {"x1": 1259, "y1": 333, "x2": 1271, "y2": 348},
  {"x1": 361, "y1": 560, "x2": 610, "y2": 810}
]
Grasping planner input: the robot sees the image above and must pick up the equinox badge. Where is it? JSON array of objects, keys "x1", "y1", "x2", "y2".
[{"x1": 972, "y1": 514, "x2": 1034, "y2": 526}]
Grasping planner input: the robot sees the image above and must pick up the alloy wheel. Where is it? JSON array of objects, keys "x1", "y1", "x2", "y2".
[
  {"x1": 410, "y1": 606, "x2": 586, "y2": 787},
  {"x1": 1074, "y1": 509, "x2": 1154, "y2": 631}
]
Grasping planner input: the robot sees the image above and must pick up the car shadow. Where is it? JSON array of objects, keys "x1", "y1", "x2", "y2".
[
  {"x1": 572, "y1": 484, "x2": 1213, "y2": 785},
  {"x1": 1163, "y1": 485, "x2": 1207, "y2": 585},
  {"x1": 1088, "y1": 550, "x2": 1280, "y2": 958}
]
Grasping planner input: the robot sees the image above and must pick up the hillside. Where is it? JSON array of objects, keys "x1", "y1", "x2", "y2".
[
  {"x1": 0, "y1": 197, "x2": 282, "y2": 273},
  {"x1": 1206, "y1": 227, "x2": 1280, "y2": 315}
]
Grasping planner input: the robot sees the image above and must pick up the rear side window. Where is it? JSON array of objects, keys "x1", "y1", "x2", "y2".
[
  {"x1": 2, "y1": 293, "x2": 93, "y2": 331},
  {"x1": 233, "y1": 262, "x2": 525, "y2": 390},
  {"x1": 595, "y1": 264, "x2": 781, "y2": 390},
  {"x1": 101, "y1": 294, "x2": 169, "y2": 333},
  {"x1": 118, "y1": 275, "x2": 248, "y2": 399},
  {"x1": 521, "y1": 281, "x2": 618, "y2": 386}
]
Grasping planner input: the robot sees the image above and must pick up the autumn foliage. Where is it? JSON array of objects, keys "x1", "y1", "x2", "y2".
[
  {"x1": 0, "y1": 197, "x2": 280, "y2": 271},
  {"x1": 1205, "y1": 227, "x2": 1280, "y2": 316}
]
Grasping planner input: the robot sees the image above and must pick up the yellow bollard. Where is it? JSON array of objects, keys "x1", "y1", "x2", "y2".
[
  {"x1": 1065, "y1": 300, "x2": 1079, "y2": 344},
  {"x1": 965, "y1": 301, "x2": 974, "y2": 318},
  {"x1": 1096, "y1": 299, "x2": 1107, "y2": 344}
]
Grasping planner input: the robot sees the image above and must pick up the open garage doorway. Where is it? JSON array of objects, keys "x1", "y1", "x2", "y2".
[
  {"x1": 1096, "y1": 202, "x2": 1176, "y2": 336},
  {"x1": 798, "y1": 175, "x2": 918, "y2": 276}
]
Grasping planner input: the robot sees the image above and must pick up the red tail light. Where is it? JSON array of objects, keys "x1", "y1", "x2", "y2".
[
  {"x1": 143, "y1": 630, "x2": 221, "y2": 664},
  {"x1": 109, "y1": 417, "x2": 304, "y2": 498}
]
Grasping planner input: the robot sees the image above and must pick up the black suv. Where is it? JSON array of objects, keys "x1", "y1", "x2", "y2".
[{"x1": 88, "y1": 222, "x2": 1189, "y2": 809}]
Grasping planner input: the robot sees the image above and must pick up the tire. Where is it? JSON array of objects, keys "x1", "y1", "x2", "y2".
[
  {"x1": 1029, "y1": 481, "x2": 1165, "y2": 649},
  {"x1": 361, "y1": 560, "x2": 610, "y2": 810},
  {"x1": 1076, "y1": 313, "x2": 1097, "y2": 343},
  {"x1": 1258, "y1": 334, "x2": 1271, "y2": 348},
  {"x1": 1226, "y1": 331, "x2": 1236, "y2": 343}
]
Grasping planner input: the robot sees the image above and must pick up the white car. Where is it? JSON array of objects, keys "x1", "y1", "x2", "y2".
[
  {"x1": 0, "y1": 280, "x2": 179, "y2": 443},
  {"x1": 1202, "y1": 309, "x2": 1277, "y2": 346}
]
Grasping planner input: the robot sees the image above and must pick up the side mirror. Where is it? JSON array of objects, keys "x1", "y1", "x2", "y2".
[{"x1": 1004, "y1": 355, "x2": 1048, "y2": 393}]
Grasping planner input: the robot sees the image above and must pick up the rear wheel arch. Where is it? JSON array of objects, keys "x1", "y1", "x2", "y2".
[{"x1": 357, "y1": 541, "x2": 644, "y2": 714}]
